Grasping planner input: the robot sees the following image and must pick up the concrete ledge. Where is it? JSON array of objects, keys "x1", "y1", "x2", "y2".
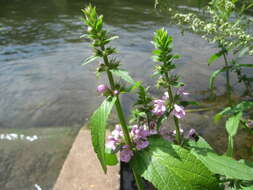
[{"x1": 53, "y1": 128, "x2": 120, "y2": 190}]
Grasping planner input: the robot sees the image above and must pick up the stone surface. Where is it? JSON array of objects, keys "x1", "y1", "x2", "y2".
[{"x1": 53, "y1": 128, "x2": 120, "y2": 190}]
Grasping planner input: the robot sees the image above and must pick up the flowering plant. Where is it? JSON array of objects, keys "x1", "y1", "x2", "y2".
[{"x1": 82, "y1": 5, "x2": 253, "y2": 190}]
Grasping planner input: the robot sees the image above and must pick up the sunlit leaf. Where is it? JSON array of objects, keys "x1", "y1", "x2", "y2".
[
  {"x1": 111, "y1": 69, "x2": 136, "y2": 85},
  {"x1": 189, "y1": 137, "x2": 253, "y2": 180},
  {"x1": 90, "y1": 97, "x2": 116, "y2": 173},
  {"x1": 131, "y1": 136, "x2": 220, "y2": 190}
]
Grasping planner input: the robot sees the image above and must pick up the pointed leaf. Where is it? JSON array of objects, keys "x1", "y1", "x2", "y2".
[
  {"x1": 208, "y1": 52, "x2": 223, "y2": 65},
  {"x1": 131, "y1": 136, "x2": 220, "y2": 190},
  {"x1": 82, "y1": 55, "x2": 98, "y2": 66},
  {"x1": 209, "y1": 67, "x2": 227, "y2": 90},
  {"x1": 189, "y1": 137, "x2": 253, "y2": 180},
  {"x1": 110, "y1": 69, "x2": 136, "y2": 85},
  {"x1": 225, "y1": 112, "x2": 242, "y2": 156},
  {"x1": 90, "y1": 97, "x2": 116, "y2": 173}
]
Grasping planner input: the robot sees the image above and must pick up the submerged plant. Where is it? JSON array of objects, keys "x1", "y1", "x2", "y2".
[{"x1": 82, "y1": 5, "x2": 253, "y2": 190}]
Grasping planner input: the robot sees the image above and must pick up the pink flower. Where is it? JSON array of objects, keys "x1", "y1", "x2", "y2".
[
  {"x1": 97, "y1": 84, "x2": 108, "y2": 94},
  {"x1": 172, "y1": 104, "x2": 186, "y2": 119},
  {"x1": 105, "y1": 136, "x2": 118, "y2": 151},
  {"x1": 188, "y1": 128, "x2": 199, "y2": 141},
  {"x1": 176, "y1": 86, "x2": 189, "y2": 96},
  {"x1": 135, "y1": 139, "x2": 149, "y2": 150},
  {"x1": 111, "y1": 124, "x2": 123, "y2": 139},
  {"x1": 152, "y1": 99, "x2": 166, "y2": 116},
  {"x1": 120, "y1": 145, "x2": 134, "y2": 163},
  {"x1": 105, "y1": 124, "x2": 123, "y2": 151},
  {"x1": 130, "y1": 125, "x2": 149, "y2": 140}
]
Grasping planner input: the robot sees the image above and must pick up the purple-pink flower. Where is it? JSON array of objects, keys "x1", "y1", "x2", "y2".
[
  {"x1": 130, "y1": 125, "x2": 149, "y2": 140},
  {"x1": 135, "y1": 139, "x2": 149, "y2": 150},
  {"x1": 120, "y1": 145, "x2": 134, "y2": 163},
  {"x1": 188, "y1": 128, "x2": 199, "y2": 141},
  {"x1": 152, "y1": 99, "x2": 166, "y2": 116},
  {"x1": 105, "y1": 136, "x2": 118, "y2": 151},
  {"x1": 176, "y1": 86, "x2": 189, "y2": 96},
  {"x1": 97, "y1": 84, "x2": 108, "y2": 94},
  {"x1": 172, "y1": 104, "x2": 186, "y2": 119},
  {"x1": 105, "y1": 124, "x2": 123, "y2": 151}
]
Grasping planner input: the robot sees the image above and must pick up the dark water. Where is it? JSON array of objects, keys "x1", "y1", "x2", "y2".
[{"x1": 0, "y1": 0, "x2": 253, "y2": 189}]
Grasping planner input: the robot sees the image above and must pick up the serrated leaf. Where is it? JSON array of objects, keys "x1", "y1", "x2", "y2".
[
  {"x1": 131, "y1": 136, "x2": 220, "y2": 190},
  {"x1": 225, "y1": 112, "x2": 242, "y2": 156},
  {"x1": 189, "y1": 137, "x2": 253, "y2": 180},
  {"x1": 90, "y1": 97, "x2": 116, "y2": 173},
  {"x1": 82, "y1": 55, "x2": 98, "y2": 66},
  {"x1": 110, "y1": 69, "x2": 136, "y2": 85}
]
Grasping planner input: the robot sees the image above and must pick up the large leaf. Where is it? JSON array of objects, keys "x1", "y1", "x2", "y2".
[
  {"x1": 90, "y1": 97, "x2": 116, "y2": 173},
  {"x1": 189, "y1": 137, "x2": 253, "y2": 180},
  {"x1": 110, "y1": 69, "x2": 136, "y2": 85},
  {"x1": 225, "y1": 112, "x2": 242, "y2": 156},
  {"x1": 131, "y1": 136, "x2": 220, "y2": 190}
]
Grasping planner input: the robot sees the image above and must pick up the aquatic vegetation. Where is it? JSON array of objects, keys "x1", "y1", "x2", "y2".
[
  {"x1": 82, "y1": 4, "x2": 253, "y2": 190},
  {"x1": 172, "y1": 0, "x2": 253, "y2": 102}
]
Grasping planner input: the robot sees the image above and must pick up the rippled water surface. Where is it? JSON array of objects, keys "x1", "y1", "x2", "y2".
[{"x1": 0, "y1": 0, "x2": 253, "y2": 189}]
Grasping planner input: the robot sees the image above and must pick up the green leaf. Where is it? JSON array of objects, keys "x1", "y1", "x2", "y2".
[
  {"x1": 214, "y1": 101, "x2": 253, "y2": 123},
  {"x1": 90, "y1": 97, "x2": 116, "y2": 173},
  {"x1": 107, "y1": 35, "x2": 119, "y2": 42},
  {"x1": 225, "y1": 112, "x2": 242, "y2": 156},
  {"x1": 82, "y1": 55, "x2": 98, "y2": 66},
  {"x1": 110, "y1": 69, "x2": 136, "y2": 85},
  {"x1": 226, "y1": 112, "x2": 242, "y2": 137},
  {"x1": 238, "y1": 64, "x2": 253, "y2": 68},
  {"x1": 208, "y1": 52, "x2": 223, "y2": 65},
  {"x1": 189, "y1": 137, "x2": 253, "y2": 180},
  {"x1": 241, "y1": 185, "x2": 253, "y2": 190},
  {"x1": 105, "y1": 152, "x2": 118, "y2": 166},
  {"x1": 209, "y1": 67, "x2": 227, "y2": 90},
  {"x1": 131, "y1": 136, "x2": 220, "y2": 190}
]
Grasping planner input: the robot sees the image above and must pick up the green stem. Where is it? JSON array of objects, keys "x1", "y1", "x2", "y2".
[
  {"x1": 223, "y1": 52, "x2": 232, "y2": 104},
  {"x1": 101, "y1": 46, "x2": 143, "y2": 190},
  {"x1": 173, "y1": 116, "x2": 181, "y2": 145},
  {"x1": 132, "y1": 165, "x2": 145, "y2": 190},
  {"x1": 166, "y1": 74, "x2": 181, "y2": 145}
]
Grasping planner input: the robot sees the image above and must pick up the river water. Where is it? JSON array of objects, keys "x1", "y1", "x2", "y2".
[{"x1": 0, "y1": 0, "x2": 252, "y2": 189}]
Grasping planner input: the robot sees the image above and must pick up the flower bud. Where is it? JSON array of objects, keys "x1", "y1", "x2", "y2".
[
  {"x1": 188, "y1": 128, "x2": 199, "y2": 142},
  {"x1": 97, "y1": 84, "x2": 108, "y2": 94}
]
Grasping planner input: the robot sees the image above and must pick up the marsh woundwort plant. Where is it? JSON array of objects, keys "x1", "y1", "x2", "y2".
[{"x1": 82, "y1": 5, "x2": 253, "y2": 190}]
